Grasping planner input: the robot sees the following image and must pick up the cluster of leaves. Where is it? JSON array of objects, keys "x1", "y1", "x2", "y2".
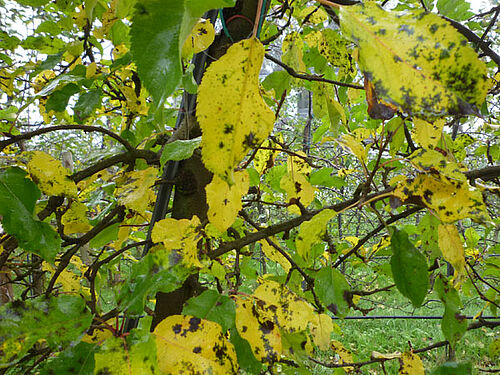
[{"x1": 0, "y1": 0, "x2": 499, "y2": 373}]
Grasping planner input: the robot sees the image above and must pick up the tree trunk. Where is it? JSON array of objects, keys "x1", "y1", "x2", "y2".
[{"x1": 150, "y1": 0, "x2": 265, "y2": 331}]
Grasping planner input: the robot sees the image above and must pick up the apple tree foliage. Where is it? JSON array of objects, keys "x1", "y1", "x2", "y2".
[{"x1": 0, "y1": 0, "x2": 499, "y2": 373}]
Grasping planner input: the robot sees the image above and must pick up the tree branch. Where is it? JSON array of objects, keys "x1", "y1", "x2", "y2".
[{"x1": 0, "y1": 124, "x2": 135, "y2": 152}]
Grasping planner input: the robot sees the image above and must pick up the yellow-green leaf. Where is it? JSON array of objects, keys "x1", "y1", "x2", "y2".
[
  {"x1": 287, "y1": 151, "x2": 311, "y2": 177},
  {"x1": 282, "y1": 32, "x2": 306, "y2": 73},
  {"x1": 151, "y1": 216, "x2": 202, "y2": 268},
  {"x1": 116, "y1": 167, "x2": 157, "y2": 213},
  {"x1": 340, "y1": 2, "x2": 488, "y2": 118},
  {"x1": 206, "y1": 170, "x2": 249, "y2": 232},
  {"x1": 235, "y1": 296, "x2": 282, "y2": 363},
  {"x1": 337, "y1": 134, "x2": 368, "y2": 164},
  {"x1": 438, "y1": 223, "x2": 466, "y2": 272},
  {"x1": 296, "y1": 209, "x2": 337, "y2": 260},
  {"x1": 197, "y1": 37, "x2": 274, "y2": 182},
  {"x1": 182, "y1": 18, "x2": 215, "y2": 58},
  {"x1": 398, "y1": 351, "x2": 425, "y2": 375},
  {"x1": 61, "y1": 201, "x2": 92, "y2": 235},
  {"x1": 260, "y1": 240, "x2": 291, "y2": 273},
  {"x1": 312, "y1": 82, "x2": 346, "y2": 136},
  {"x1": 253, "y1": 138, "x2": 279, "y2": 175},
  {"x1": 154, "y1": 315, "x2": 238, "y2": 374},
  {"x1": 310, "y1": 313, "x2": 334, "y2": 350},
  {"x1": 26, "y1": 151, "x2": 77, "y2": 197},
  {"x1": 412, "y1": 118, "x2": 444, "y2": 149},
  {"x1": 298, "y1": 6, "x2": 328, "y2": 24}
]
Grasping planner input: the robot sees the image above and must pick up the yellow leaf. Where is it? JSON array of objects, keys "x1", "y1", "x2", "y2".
[
  {"x1": 253, "y1": 279, "x2": 317, "y2": 333},
  {"x1": 253, "y1": 138, "x2": 280, "y2": 174},
  {"x1": 154, "y1": 315, "x2": 238, "y2": 374},
  {"x1": 260, "y1": 240, "x2": 291, "y2": 273},
  {"x1": 296, "y1": 209, "x2": 337, "y2": 261},
  {"x1": 280, "y1": 172, "x2": 315, "y2": 214},
  {"x1": 235, "y1": 296, "x2": 282, "y2": 363},
  {"x1": 340, "y1": 2, "x2": 488, "y2": 118},
  {"x1": 310, "y1": 313, "x2": 334, "y2": 350},
  {"x1": 182, "y1": 18, "x2": 215, "y2": 58},
  {"x1": 331, "y1": 340, "x2": 354, "y2": 372},
  {"x1": 116, "y1": 167, "x2": 157, "y2": 213},
  {"x1": 43, "y1": 261, "x2": 85, "y2": 295},
  {"x1": 111, "y1": 225, "x2": 131, "y2": 249},
  {"x1": 287, "y1": 151, "x2": 311, "y2": 177},
  {"x1": 197, "y1": 37, "x2": 274, "y2": 182},
  {"x1": 399, "y1": 351, "x2": 425, "y2": 375},
  {"x1": 81, "y1": 319, "x2": 114, "y2": 344},
  {"x1": 26, "y1": 151, "x2": 77, "y2": 197},
  {"x1": 298, "y1": 6, "x2": 329, "y2": 24},
  {"x1": 337, "y1": 134, "x2": 368, "y2": 164},
  {"x1": 61, "y1": 201, "x2": 92, "y2": 235},
  {"x1": 394, "y1": 174, "x2": 489, "y2": 223},
  {"x1": 121, "y1": 86, "x2": 148, "y2": 115},
  {"x1": 412, "y1": 118, "x2": 444, "y2": 149},
  {"x1": 371, "y1": 351, "x2": 402, "y2": 360},
  {"x1": 151, "y1": 216, "x2": 202, "y2": 268},
  {"x1": 206, "y1": 170, "x2": 249, "y2": 232},
  {"x1": 438, "y1": 224, "x2": 465, "y2": 272}
]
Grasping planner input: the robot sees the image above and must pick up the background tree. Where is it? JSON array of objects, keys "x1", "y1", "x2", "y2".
[{"x1": 0, "y1": 0, "x2": 499, "y2": 373}]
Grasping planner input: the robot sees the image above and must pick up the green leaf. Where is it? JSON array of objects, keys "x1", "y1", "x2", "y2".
[
  {"x1": 39, "y1": 342, "x2": 97, "y2": 375},
  {"x1": 340, "y1": 2, "x2": 488, "y2": 118},
  {"x1": 94, "y1": 329, "x2": 159, "y2": 375},
  {"x1": 436, "y1": 0, "x2": 473, "y2": 21},
  {"x1": 130, "y1": 0, "x2": 235, "y2": 107},
  {"x1": 315, "y1": 267, "x2": 351, "y2": 317},
  {"x1": 434, "y1": 276, "x2": 467, "y2": 347},
  {"x1": 182, "y1": 289, "x2": 236, "y2": 332},
  {"x1": 0, "y1": 295, "x2": 92, "y2": 367},
  {"x1": 118, "y1": 249, "x2": 190, "y2": 315},
  {"x1": 262, "y1": 70, "x2": 291, "y2": 98},
  {"x1": 430, "y1": 361, "x2": 472, "y2": 375},
  {"x1": 160, "y1": 137, "x2": 201, "y2": 166},
  {"x1": 89, "y1": 223, "x2": 120, "y2": 249},
  {"x1": 0, "y1": 167, "x2": 60, "y2": 262},
  {"x1": 74, "y1": 89, "x2": 101, "y2": 122},
  {"x1": 46, "y1": 83, "x2": 80, "y2": 112},
  {"x1": 390, "y1": 228, "x2": 429, "y2": 307},
  {"x1": 309, "y1": 168, "x2": 346, "y2": 188}
]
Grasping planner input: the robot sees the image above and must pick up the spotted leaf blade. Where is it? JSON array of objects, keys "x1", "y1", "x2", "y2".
[
  {"x1": 197, "y1": 37, "x2": 274, "y2": 182},
  {"x1": 339, "y1": 2, "x2": 488, "y2": 119},
  {"x1": 154, "y1": 315, "x2": 238, "y2": 374}
]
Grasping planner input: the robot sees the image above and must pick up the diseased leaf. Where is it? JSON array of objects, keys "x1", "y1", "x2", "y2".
[
  {"x1": 253, "y1": 279, "x2": 317, "y2": 333},
  {"x1": 412, "y1": 118, "x2": 444, "y2": 149},
  {"x1": 331, "y1": 340, "x2": 354, "y2": 372},
  {"x1": 197, "y1": 37, "x2": 274, "y2": 182},
  {"x1": 94, "y1": 329, "x2": 159, "y2": 375},
  {"x1": 438, "y1": 223, "x2": 465, "y2": 272},
  {"x1": 154, "y1": 315, "x2": 238, "y2": 374},
  {"x1": 253, "y1": 138, "x2": 279, "y2": 175},
  {"x1": 0, "y1": 295, "x2": 92, "y2": 367},
  {"x1": 27, "y1": 151, "x2": 77, "y2": 197},
  {"x1": 182, "y1": 18, "x2": 215, "y2": 58},
  {"x1": 296, "y1": 209, "x2": 336, "y2": 261},
  {"x1": 234, "y1": 296, "x2": 282, "y2": 363},
  {"x1": 399, "y1": 351, "x2": 425, "y2": 375},
  {"x1": 315, "y1": 267, "x2": 351, "y2": 317},
  {"x1": 130, "y1": 0, "x2": 235, "y2": 106},
  {"x1": 206, "y1": 170, "x2": 249, "y2": 232},
  {"x1": 260, "y1": 240, "x2": 291, "y2": 272},
  {"x1": 183, "y1": 290, "x2": 236, "y2": 332},
  {"x1": 116, "y1": 167, "x2": 158, "y2": 213},
  {"x1": 0, "y1": 167, "x2": 60, "y2": 262},
  {"x1": 390, "y1": 229, "x2": 429, "y2": 307},
  {"x1": 340, "y1": 2, "x2": 488, "y2": 118},
  {"x1": 280, "y1": 171, "x2": 315, "y2": 214},
  {"x1": 229, "y1": 328, "x2": 263, "y2": 374},
  {"x1": 151, "y1": 216, "x2": 202, "y2": 268}
]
